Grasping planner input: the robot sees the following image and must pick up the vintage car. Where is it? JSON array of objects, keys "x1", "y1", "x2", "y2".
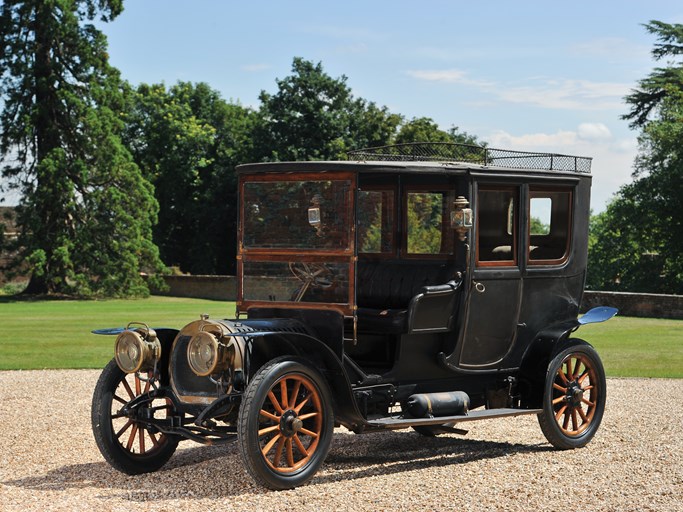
[{"x1": 91, "y1": 143, "x2": 617, "y2": 489}]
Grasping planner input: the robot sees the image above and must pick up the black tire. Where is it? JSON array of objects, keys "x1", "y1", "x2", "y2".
[
  {"x1": 238, "y1": 357, "x2": 334, "y2": 490},
  {"x1": 538, "y1": 341, "x2": 606, "y2": 450},
  {"x1": 91, "y1": 359, "x2": 179, "y2": 474}
]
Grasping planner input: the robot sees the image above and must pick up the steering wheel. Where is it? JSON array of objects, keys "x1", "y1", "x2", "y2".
[{"x1": 288, "y1": 262, "x2": 333, "y2": 301}]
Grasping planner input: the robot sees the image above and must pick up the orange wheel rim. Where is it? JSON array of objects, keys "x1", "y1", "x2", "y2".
[
  {"x1": 551, "y1": 354, "x2": 599, "y2": 437},
  {"x1": 257, "y1": 373, "x2": 323, "y2": 474},
  {"x1": 111, "y1": 372, "x2": 173, "y2": 456}
]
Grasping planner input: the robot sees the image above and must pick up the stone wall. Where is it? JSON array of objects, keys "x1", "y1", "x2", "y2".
[
  {"x1": 581, "y1": 291, "x2": 683, "y2": 320},
  {"x1": 154, "y1": 275, "x2": 237, "y2": 301},
  {"x1": 154, "y1": 275, "x2": 683, "y2": 320}
]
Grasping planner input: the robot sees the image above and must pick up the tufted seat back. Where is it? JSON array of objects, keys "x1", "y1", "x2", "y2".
[{"x1": 356, "y1": 261, "x2": 455, "y2": 309}]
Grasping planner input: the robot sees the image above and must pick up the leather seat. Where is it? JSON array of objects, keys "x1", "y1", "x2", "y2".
[{"x1": 352, "y1": 262, "x2": 457, "y2": 334}]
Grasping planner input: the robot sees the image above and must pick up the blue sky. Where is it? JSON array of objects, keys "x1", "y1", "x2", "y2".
[{"x1": 11, "y1": 1, "x2": 683, "y2": 211}]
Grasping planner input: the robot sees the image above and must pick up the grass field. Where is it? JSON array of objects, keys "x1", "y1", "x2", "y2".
[
  {"x1": 0, "y1": 296, "x2": 234, "y2": 370},
  {"x1": 0, "y1": 296, "x2": 681, "y2": 377}
]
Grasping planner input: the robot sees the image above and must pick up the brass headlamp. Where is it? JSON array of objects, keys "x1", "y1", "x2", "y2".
[
  {"x1": 114, "y1": 324, "x2": 161, "y2": 374},
  {"x1": 187, "y1": 329, "x2": 236, "y2": 377}
]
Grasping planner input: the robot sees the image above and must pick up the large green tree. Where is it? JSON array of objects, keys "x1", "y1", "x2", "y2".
[
  {"x1": 0, "y1": 0, "x2": 164, "y2": 296},
  {"x1": 255, "y1": 57, "x2": 401, "y2": 161},
  {"x1": 587, "y1": 20, "x2": 683, "y2": 293},
  {"x1": 124, "y1": 82, "x2": 256, "y2": 275},
  {"x1": 395, "y1": 117, "x2": 480, "y2": 146}
]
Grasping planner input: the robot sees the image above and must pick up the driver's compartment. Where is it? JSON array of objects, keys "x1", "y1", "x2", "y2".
[{"x1": 236, "y1": 166, "x2": 468, "y2": 377}]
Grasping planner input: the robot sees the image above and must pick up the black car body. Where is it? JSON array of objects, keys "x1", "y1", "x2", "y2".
[{"x1": 92, "y1": 143, "x2": 616, "y2": 489}]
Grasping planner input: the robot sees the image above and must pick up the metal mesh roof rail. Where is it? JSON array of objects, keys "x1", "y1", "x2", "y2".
[{"x1": 347, "y1": 142, "x2": 592, "y2": 173}]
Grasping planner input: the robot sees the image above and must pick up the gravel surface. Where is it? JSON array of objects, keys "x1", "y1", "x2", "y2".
[{"x1": 0, "y1": 370, "x2": 681, "y2": 511}]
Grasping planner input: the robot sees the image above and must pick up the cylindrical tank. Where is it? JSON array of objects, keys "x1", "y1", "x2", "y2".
[{"x1": 405, "y1": 391, "x2": 470, "y2": 418}]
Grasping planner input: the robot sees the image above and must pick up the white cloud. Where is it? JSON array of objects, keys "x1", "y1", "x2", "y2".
[
  {"x1": 487, "y1": 126, "x2": 637, "y2": 212},
  {"x1": 406, "y1": 69, "x2": 468, "y2": 83},
  {"x1": 569, "y1": 37, "x2": 650, "y2": 61},
  {"x1": 406, "y1": 68, "x2": 494, "y2": 88},
  {"x1": 496, "y1": 79, "x2": 630, "y2": 110},
  {"x1": 407, "y1": 69, "x2": 630, "y2": 111},
  {"x1": 241, "y1": 64, "x2": 271, "y2": 72},
  {"x1": 577, "y1": 122, "x2": 612, "y2": 141},
  {"x1": 489, "y1": 129, "x2": 579, "y2": 148}
]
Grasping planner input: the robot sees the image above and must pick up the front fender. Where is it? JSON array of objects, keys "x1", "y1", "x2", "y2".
[
  {"x1": 232, "y1": 329, "x2": 365, "y2": 429},
  {"x1": 92, "y1": 326, "x2": 179, "y2": 384}
]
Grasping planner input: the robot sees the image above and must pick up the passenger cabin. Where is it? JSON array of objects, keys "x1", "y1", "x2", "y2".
[{"x1": 235, "y1": 143, "x2": 592, "y2": 382}]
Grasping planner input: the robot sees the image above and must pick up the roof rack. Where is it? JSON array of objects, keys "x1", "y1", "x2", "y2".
[{"x1": 347, "y1": 142, "x2": 592, "y2": 174}]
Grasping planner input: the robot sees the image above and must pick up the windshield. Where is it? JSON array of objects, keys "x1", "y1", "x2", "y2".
[
  {"x1": 242, "y1": 179, "x2": 352, "y2": 250},
  {"x1": 238, "y1": 173, "x2": 355, "y2": 314}
]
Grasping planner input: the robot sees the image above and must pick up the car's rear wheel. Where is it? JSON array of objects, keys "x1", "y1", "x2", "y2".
[
  {"x1": 91, "y1": 359, "x2": 179, "y2": 474},
  {"x1": 238, "y1": 357, "x2": 334, "y2": 489},
  {"x1": 538, "y1": 342, "x2": 606, "y2": 449}
]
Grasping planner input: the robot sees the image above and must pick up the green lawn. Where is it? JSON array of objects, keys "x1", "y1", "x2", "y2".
[
  {"x1": 0, "y1": 296, "x2": 234, "y2": 370},
  {"x1": 0, "y1": 296, "x2": 680, "y2": 377},
  {"x1": 578, "y1": 316, "x2": 683, "y2": 378}
]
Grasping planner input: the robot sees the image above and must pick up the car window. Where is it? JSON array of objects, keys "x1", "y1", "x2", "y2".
[
  {"x1": 476, "y1": 187, "x2": 518, "y2": 266},
  {"x1": 528, "y1": 189, "x2": 572, "y2": 264},
  {"x1": 405, "y1": 190, "x2": 456, "y2": 256},
  {"x1": 358, "y1": 188, "x2": 395, "y2": 254},
  {"x1": 242, "y1": 179, "x2": 352, "y2": 250}
]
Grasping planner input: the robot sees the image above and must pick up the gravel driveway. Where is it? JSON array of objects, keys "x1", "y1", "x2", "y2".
[{"x1": 0, "y1": 370, "x2": 680, "y2": 511}]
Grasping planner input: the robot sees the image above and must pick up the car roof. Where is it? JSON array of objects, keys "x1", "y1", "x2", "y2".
[{"x1": 236, "y1": 143, "x2": 592, "y2": 180}]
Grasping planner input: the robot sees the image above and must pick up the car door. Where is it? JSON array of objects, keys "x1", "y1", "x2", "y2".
[{"x1": 458, "y1": 184, "x2": 522, "y2": 367}]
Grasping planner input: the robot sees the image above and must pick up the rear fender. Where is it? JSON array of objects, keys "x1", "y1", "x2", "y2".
[{"x1": 519, "y1": 306, "x2": 617, "y2": 407}]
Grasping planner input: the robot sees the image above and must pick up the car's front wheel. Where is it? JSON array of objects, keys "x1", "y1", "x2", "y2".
[
  {"x1": 538, "y1": 341, "x2": 606, "y2": 449},
  {"x1": 237, "y1": 357, "x2": 334, "y2": 489},
  {"x1": 91, "y1": 359, "x2": 179, "y2": 474}
]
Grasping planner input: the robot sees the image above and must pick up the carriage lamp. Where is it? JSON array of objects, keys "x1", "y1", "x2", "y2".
[
  {"x1": 451, "y1": 196, "x2": 473, "y2": 241},
  {"x1": 308, "y1": 194, "x2": 323, "y2": 236},
  {"x1": 114, "y1": 327, "x2": 161, "y2": 374},
  {"x1": 187, "y1": 330, "x2": 235, "y2": 377}
]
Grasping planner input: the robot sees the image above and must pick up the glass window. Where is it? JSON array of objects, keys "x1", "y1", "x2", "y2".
[
  {"x1": 358, "y1": 189, "x2": 395, "y2": 254},
  {"x1": 530, "y1": 197, "x2": 552, "y2": 235},
  {"x1": 242, "y1": 260, "x2": 350, "y2": 304},
  {"x1": 529, "y1": 189, "x2": 572, "y2": 263},
  {"x1": 405, "y1": 191, "x2": 458, "y2": 255},
  {"x1": 477, "y1": 188, "x2": 517, "y2": 266},
  {"x1": 242, "y1": 179, "x2": 351, "y2": 250}
]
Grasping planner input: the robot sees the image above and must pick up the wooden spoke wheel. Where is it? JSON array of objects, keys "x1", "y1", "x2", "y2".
[
  {"x1": 238, "y1": 357, "x2": 334, "y2": 489},
  {"x1": 538, "y1": 342, "x2": 606, "y2": 450},
  {"x1": 91, "y1": 359, "x2": 179, "y2": 474}
]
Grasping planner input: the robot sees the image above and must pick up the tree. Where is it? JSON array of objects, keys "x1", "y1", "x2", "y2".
[
  {"x1": 124, "y1": 82, "x2": 256, "y2": 274},
  {"x1": 0, "y1": 0, "x2": 164, "y2": 296},
  {"x1": 255, "y1": 57, "x2": 401, "y2": 161},
  {"x1": 395, "y1": 117, "x2": 480, "y2": 146},
  {"x1": 588, "y1": 20, "x2": 683, "y2": 293}
]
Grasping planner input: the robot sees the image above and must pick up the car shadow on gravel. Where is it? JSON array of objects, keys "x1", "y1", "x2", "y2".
[{"x1": 3, "y1": 431, "x2": 551, "y2": 499}]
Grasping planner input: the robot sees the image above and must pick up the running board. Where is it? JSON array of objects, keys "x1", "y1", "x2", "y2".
[{"x1": 367, "y1": 408, "x2": 543, "y2": 430}]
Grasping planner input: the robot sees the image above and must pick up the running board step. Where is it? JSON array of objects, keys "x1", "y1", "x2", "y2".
[{"x1": 367, "y1": 408, "x2": 543, "y2": 430}]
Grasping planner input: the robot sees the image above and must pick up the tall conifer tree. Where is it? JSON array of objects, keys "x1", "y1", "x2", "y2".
[{"x1": 0, "y1": 0, "x2": 164, "y2": 296}]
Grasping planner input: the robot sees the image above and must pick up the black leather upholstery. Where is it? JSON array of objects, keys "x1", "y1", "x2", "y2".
[
  {"x1": 351, "y1": 261, "x2": 458, "y2": 334},
  {"x1": 356, "y1": 261, "x2": 455, "y2": 309}
]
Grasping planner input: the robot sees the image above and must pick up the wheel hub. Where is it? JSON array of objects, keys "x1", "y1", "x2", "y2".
[
  {"x1": 279, "y1": 410, "x2": 303, "y2": 437},
  {"x1": 567, "y1": 382, "x2": 584, "y2": 407}
]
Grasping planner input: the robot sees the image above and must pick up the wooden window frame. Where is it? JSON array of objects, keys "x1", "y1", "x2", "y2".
[
  {"x1": 401, "y1": 185, "x2": 458, "y2": 260},
  {"x1": 475, "y1": 185, "x2": 519, "y2": 268},
  {"x1": 527, "y1": 187, "x2": 573, "y2": 266}
]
